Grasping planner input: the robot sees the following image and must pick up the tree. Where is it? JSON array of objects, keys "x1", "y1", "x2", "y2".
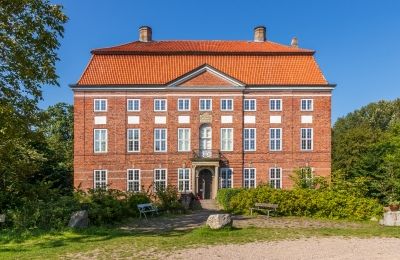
[{"x1": 0, "y1": 0, "x2": 68, "y2": 108}]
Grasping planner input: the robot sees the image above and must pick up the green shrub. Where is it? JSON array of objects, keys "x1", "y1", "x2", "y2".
[
  {"x1": 218, "y1": 186, "x2": 383, "y2": 220},
  {"x1": 216, "y1": 188, "x2": 244, "y2": 210},
  {"x1": 123, "y1": 192, "x2": 151, "y2": 217},
  {"x1": 155, "y1": 185, "x2": 183, "y2": 212}
]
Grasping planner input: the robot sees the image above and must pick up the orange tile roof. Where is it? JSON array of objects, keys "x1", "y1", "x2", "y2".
[
  {"x1": 91, "y1": 40, "x2": 315, "y2": 54},
  {"x1": 77, "y1": 40, "x2": 328, "y2": 86}
]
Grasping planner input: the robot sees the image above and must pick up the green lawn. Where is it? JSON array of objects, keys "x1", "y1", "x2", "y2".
[{"x1": 1, "y1": 219, "x2": 400, "y2": 259}]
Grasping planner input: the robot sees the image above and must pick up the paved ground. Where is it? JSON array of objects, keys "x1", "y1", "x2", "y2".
[
  {"x1": 121, "y1": 210, "x2": 363, "y2": 232},
  {"x1": 166, "y1": 237, "x2": 400, "y2": 260}
]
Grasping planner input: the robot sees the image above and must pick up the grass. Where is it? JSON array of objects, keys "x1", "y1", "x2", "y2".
[{"x1": 1, "y1": 218, "x2": 400, "y2": 259}]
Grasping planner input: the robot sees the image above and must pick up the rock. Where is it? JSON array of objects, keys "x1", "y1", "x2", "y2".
[
  {"x1": 206, "y1": 214, "x2": 232, "y2": 229},
  {"x1": 379, "y1": 211, "x2": 400, "y2": 226},
  {"x1": 68, "y1": 210, "x2": 89, "y2": 228}
]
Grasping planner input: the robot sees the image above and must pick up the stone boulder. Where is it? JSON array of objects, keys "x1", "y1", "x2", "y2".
[
  {"x1": 379, "y1": 211, "x2": 400, "y2": 226},
  {"x1": 68, "y1": 210, "x2": 89, "y2": 228},
  {"x1": 206, "y1": 214, "x2": 232, "y2": 229}
]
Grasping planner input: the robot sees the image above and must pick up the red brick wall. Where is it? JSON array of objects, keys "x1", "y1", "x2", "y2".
[{"x1": 73, "y1": 90, "x2": 331, "y2": 191}]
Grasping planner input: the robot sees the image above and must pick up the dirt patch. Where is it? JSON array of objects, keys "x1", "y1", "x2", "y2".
[{"x1": 167, "y1": 237, "x2": 400, "y2": 260}]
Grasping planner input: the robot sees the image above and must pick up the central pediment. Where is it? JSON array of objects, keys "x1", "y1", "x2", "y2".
[{"x1": 167, "y1": 64, "x2": 245, "y2": 88}]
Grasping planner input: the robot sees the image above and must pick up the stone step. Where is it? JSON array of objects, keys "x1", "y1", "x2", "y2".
[{"x1": 199, "y1": 199, "x2": 219, "y2": 210}]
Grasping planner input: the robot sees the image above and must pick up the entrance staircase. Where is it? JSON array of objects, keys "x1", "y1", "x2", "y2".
[{"x1": 199, "y1": 199, "x2": 219, "y2": 211}]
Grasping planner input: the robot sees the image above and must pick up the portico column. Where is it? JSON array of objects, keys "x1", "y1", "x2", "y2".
[
  {"x1": 213, "y1": 166, "x2": 219, "y2": 199},
  {"x1": 191, "y1": 166, "x2": 196, "y2": 195}
]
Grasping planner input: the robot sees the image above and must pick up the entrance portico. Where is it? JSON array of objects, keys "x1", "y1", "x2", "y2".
[{"x1": 191, "y1": 161, "x2": 219, "y2": 199}]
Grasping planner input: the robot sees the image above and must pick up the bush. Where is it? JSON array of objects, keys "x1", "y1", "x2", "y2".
[
  {"x1": 155, "y1": 185, "x2": 183, "y2": 212},
  {"x1": 216, "y1": 188, "x2": 244, "y2": 210},
  {"x1": 218, "y1": 185, "x2": 383, "y2": 220},
  {"x1": 123, "y1": 192, "x2": 151, "y2": 217},
  {"x1": 6, "y1": 194, "x2": 80, "y2": 231}
]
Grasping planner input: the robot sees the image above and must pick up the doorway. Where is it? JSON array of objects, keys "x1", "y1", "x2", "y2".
[{"x1": 198, "y1": 169, "x2": 212, "y2": 199}]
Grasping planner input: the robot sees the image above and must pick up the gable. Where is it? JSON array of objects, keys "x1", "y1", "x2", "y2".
[{"x1": 168, "y1": 64, "x2": 244, "y2": 88}]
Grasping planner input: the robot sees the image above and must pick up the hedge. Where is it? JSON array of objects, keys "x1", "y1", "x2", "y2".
[{"x1": 217, "y1": 186, "x2": 383, "y2": 220}]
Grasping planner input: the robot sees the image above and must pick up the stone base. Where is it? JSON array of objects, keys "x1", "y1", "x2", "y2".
[{"x1": 379, "y1": 211, "x2": 400, "y2": 226}]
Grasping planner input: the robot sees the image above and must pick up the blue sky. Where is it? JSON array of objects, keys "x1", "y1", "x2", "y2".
[{"x1": 43, "y1": 0, "x2": 400, "y2": 122}]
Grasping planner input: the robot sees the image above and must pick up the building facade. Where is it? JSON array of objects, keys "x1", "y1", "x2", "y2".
[{"x1": 72, "y1": 26, "x2": 334, "y2": 199}]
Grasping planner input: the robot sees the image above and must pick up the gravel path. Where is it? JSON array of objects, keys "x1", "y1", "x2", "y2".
[{"x1": 167, "y1": 237, "x2": 400, "y2": 260}]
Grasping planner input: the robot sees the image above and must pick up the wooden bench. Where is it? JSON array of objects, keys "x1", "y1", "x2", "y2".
[
  {"x1": 137, "y1": 203, "x2": 159, "y2": 220},
  {"x1": 250, "y1": 203, "x2": 278, "y2": 217}
]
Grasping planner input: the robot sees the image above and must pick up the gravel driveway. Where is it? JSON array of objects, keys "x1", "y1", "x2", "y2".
[{"x1": 167, "y1": 237, "x2": 400, "y2": 260}]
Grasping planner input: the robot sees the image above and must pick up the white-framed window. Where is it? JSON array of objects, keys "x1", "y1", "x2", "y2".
[
  {"x1": 154, "y1": 99, "x2": 167, "y2": 111},
  {"x1": 94, "y1": 170, "x2": 107, "y2": 189},
  {"x1": 199, "y1": 99, "x2": 212, "y2": 111},
  {"x1": 154, "y1": 169, "x2": 167, "y2": 191},
  {"x1": 221, "y1": 128, "x2": 233, "y2": 151},
  {"x1": 301, "y1": 99, "x2": 313, "y2": 111},
  {"x1": 178, "y1": 168, "x2": 190, "y2": 192},
  {"x1": 178, "y1": 128, "x2": 191, "y2": 152},
  {"x1": 94, "y1": 129, "x2": 107, "y2": 153},
  {"x1": 243, "y1": 168, "x2": 256, "y2": 188},
  {"x1": 127, "y1": 169, "x2": 140, "y2": 192},
  {"x1": 154, "y1": 128, "x2": 167, "y2": 152},
  {"x1": 127, "y1": 129, "x2": 140, "y2": 152},
  {"x1": 244, "y1": 99, "x2": 256, "y2": 111},
  {"x1": 270, "y1": 99, "x2": 282, "y2": 111},
  {"x1": 269, "y1": 168, "x2": 282, "y2": 189},
  {"x1": 243, "y1": 128, "x2": 256, "y2": 151},
  {"x1": 178, "y1": 98, "x2": 191, "y2": 111},
  {"x1": 220, "y1": 168, "x2": 233, "y2": 188},
  {"x1": 300, "y1": 167, "x2": 314, "y2": 186},
  {"x1": 127, "y1": 99, "x2": 140, "y2": 112},
  {"x1": 221, "y1": 99, "x2": 233, "y2": 111},
  {"x1": 94, "y1": 99, "x2": 107, "y2": 112},
  {"x1": 270, "y1": 128, "x2": 282, "y2": 151},
  {"x1": 301, "y1": 128, "x2": 313, "y2": 151}
]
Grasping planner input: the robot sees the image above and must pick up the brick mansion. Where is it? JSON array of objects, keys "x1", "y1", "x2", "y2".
[{"x1": 72, "y1": 26, "x2": 334, "y2": 199}]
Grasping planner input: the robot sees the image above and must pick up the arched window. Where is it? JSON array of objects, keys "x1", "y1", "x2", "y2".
[{"x1": 199, "y1": 124, "x2": 212, "y2": 157}]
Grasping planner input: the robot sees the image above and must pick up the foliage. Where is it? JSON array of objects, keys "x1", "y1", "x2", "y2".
[
  {"x1": 75, "y1": 189, "x2": 151, "y2": 226},
  {"x1": 218, "y1": 186, "x2": 383, "y2": 220},
  {"x1": 290, "y1": 167, "x2": 329, "y2": 189},
  {"x1": 154, "y1": 185, "x2": 183, "y2": 211},
  {"x1": 332, "y1": 99, "x2": 400, "y2": 204},
  {"x1": 216, "y1": 188, "x2": 244, "y2": 210},
  {"x1": 0, "y1": 0, "x2": 68, "y2": 106}
]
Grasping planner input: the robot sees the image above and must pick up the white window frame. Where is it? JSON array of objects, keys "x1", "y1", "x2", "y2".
[
  {"x1": 127, "y1": 129, "x2": 140, "y2": 152},
  {"x1": 220, "y1": 128, "x2": 233, "y2": 151},
  {"x1": 243, "y1": 168, "x2": 256, "y2": 188},
  {"x1": 127, "y1": 99, "x2": 140, "y2": 112},
  {"x1": 269, "y1": 99, "x2": 282, "y2": 111},
  {"x1": 94, "y1": 99, "x2": 107, "y2": 112},
  {"x1": 220, "y1": 168, "x2": 233, "y2": 188},
  {"x1": 154, "y1": 99, "x2": 167, "y2": 112},
  {"x1": 178, "y1": 168, "x2": 191, "y2": 192},
  {"x1": 243, "y1": 128, "x2": 256, "y2": 151},
  {"x1": 94, "y1": 170, "x2": 107, "y2": 189},
  {"x1": 199, "y1": 99, "x2": 212, "y2": 111},
  {"x1": 220, "y1": 99, "x2": 233, "y2": 111},
  {"x1": 301, "y1": 99, "x2": 313, "y2": 111},
  {"x1": 154, "y1": 169, "x2": 167, "y2": 191},
  {"x1": 178, "y1": 98, "x2": 191, "y2": 111},
  {"x1": 244, "y1": 99, "x2": 256, "y2": 111},
  {"x1": 301, "y1": 128, "x2": 313, "y2": 151},
  {"x1": 269, "y1": 167, "x2": 282, "y2": 189},
  {"x1": 94, "y1": 129, "x2": 107, "y2": 153},
  {"x1": 154, "y1": 128, "x2": 167, "y2": 152},
  {"x1": 178, "y1": 128, "x2": 191, "y2": 152},
  {"x1": 127, "y1": 169, "x2": 140, "y2": 192},
  {"x1": 270, "y1": 128, "x2": 282, "y2": 151}
]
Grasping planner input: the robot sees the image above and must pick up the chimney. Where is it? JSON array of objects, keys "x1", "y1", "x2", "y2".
[
  {"x1": 139, "y1": 26, "x2": 152, "y2": 42},
  {"x1": 254, "y1": 26, "x2": 266, "y2": 42},
  {"x1": 291, "y1": 37, "x2": 298, "y2": 47}
]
